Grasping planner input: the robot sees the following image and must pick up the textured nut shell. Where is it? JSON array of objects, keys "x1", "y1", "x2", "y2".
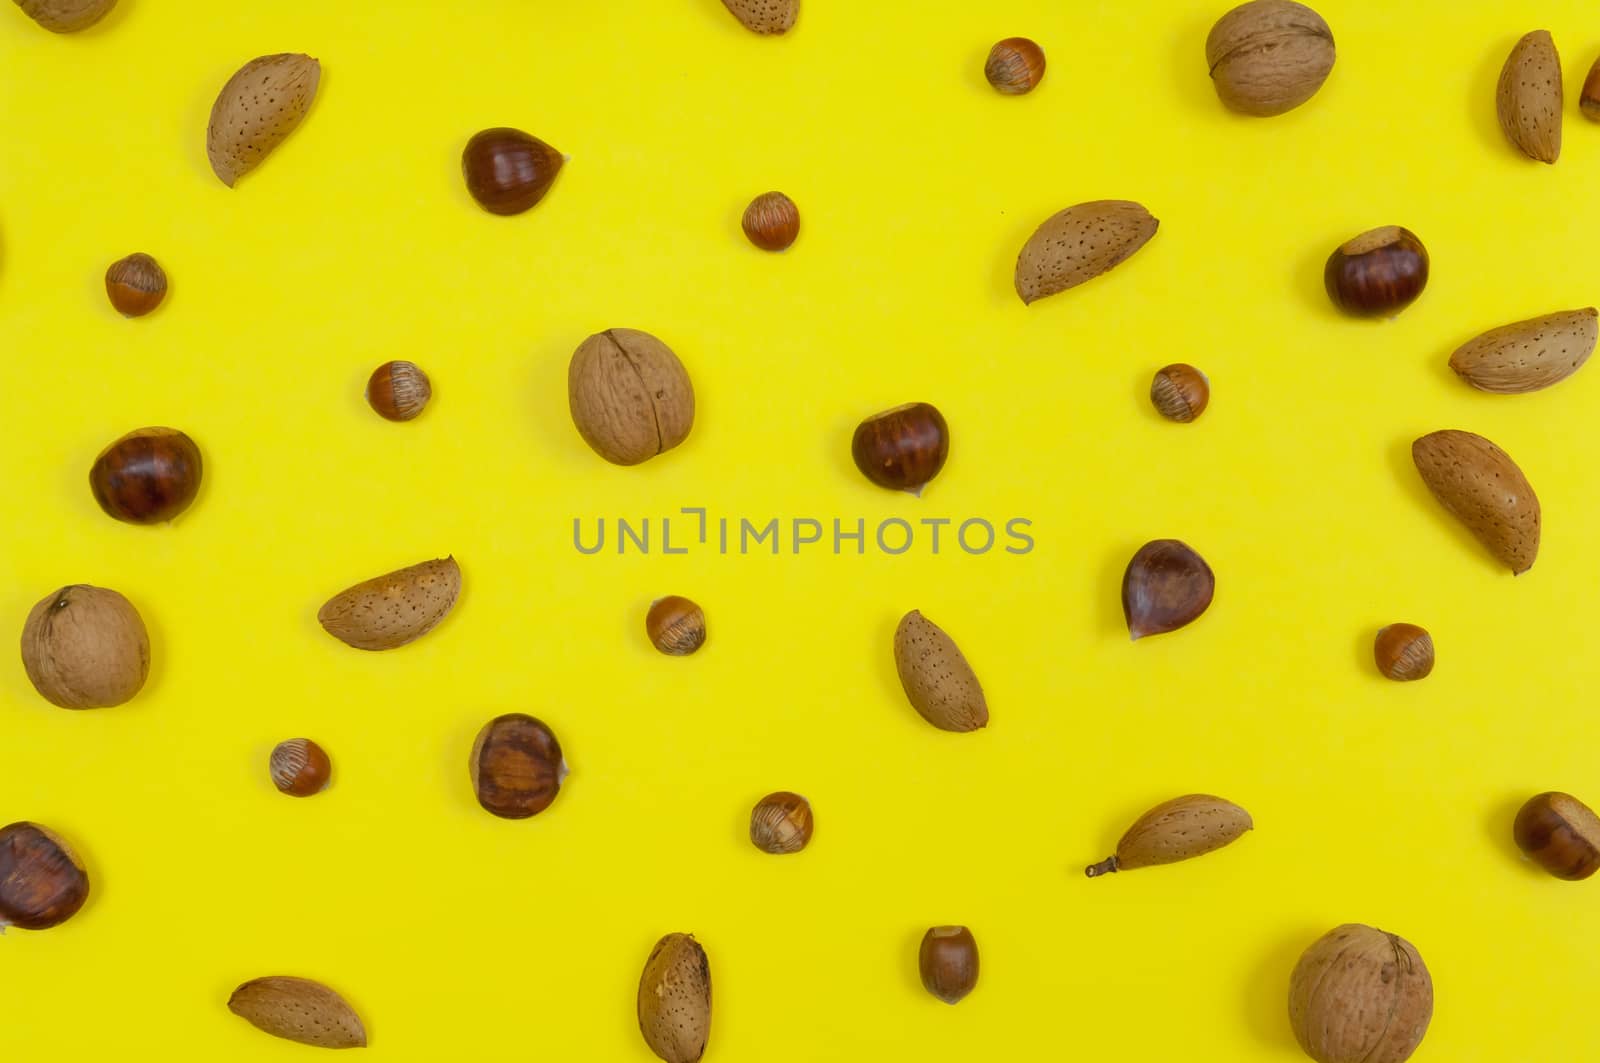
[
  {"x1": 749, "y1": 792, "x2": 812, "y2": 854},
  {"x1": 1373, "y1": 624, "x2": 1434, "y2": 681},
  {"x1": 893, "y1": 610, "x2": 988, "y2": 732},
  {"x1": 1513, "y1": 791, "x2": 1600, "y2": 880},
  {"x1": 647, "y1": 596, "x2": 706, "y2": 656},
  {"x1": 1288, "y1": 924, "x2": 1432, "y2": 1063},
  {"x1": 206, "y1": 53, "x2": 321, "y2": 187},
  {"x1": 1449, "y1": 308, "x2": 1597, "y2": 394},
  {"x1": 104, "y1": 253, "x2": 167, "y2": 316},
  {"x1": 720, "y1": 0, "x2": 796, "y2": 34},
  {"x1": 366, "y1": 360, "x2": 431, "y2": 420},
  {"x1": 14, "y1": 0, "x2": 115, "y2": 32},
  {"x1": 1205, "y1": 0, "x2": 1335, "y2": 117},
  {"x1": 21, "y1": 585, "x2": 149, "y2": 709},
  {"x1": 270, "y1": 738, "x2": 331, "y2": 796},
  {"x1": 228, "y1": 976, "x2": 367, "y2": 1049},
  {"x1": 1108, "y1": 794, "x2": 1252, "y2": 872},
  {"x1": 741, "y1": 191, "x2": 800, "y2": 251},
  {"x1": 1151, "y1": 364, "x2": 1209, "y2": 422},
  {"x1": 1014, "y1": 200, "x2": 1158, "y2": 304},
  {"x1": 637, "y1": 933, "x2": 711, "y2": 1063},
  {"x1": 1497, "y1": 31, "x2": 1561, "y2": 163},
  {"x1": 569, "y1": 329, "x2": 695, "y2": 465},
  {"x1": 470, "y1": 714, "x2": 564, "y2": 819},
  {"x1": 0, "y1": 822, "x2": 89, "y2": 930},
  {"x1": 317, "y1": 557, "x2": 460, "y2": 651},
  {"x1": 1412, "y1": 430, "x2": 1540, "y2": 574}
]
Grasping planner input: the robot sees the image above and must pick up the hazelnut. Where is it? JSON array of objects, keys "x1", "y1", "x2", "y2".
[
  {"x1": 462, "y1": 128, "x2": 564, "y2": 215},
  {"x1": 568, "y1": 328, "x2": 695, "y2": 466},
  {"x1": 366, "y1": 360, "x2": 431, "y2": 421},
  {"x1": 0, "y1": 822, "x2": 89, "y2": 930},
  {"x1": 89, "y1": 426, "x2": 202, "y2": 524},
  {"x1": 20, "y1": 584, "x2": 149, "y2": 709},
  {"x1": 749, "y1": 792, "x2": 812, "y2": 854},
  {"x1": 470, "y1": 714, "x2": 564, "y2": 819},
  {"x1": 741, "y1": 191, "x2": 799, "y2": 251},
  {"x1": 104, "y1": 253, "x2": 167, "y2": 317},
  {"x1": 918, "y1": 926, "x2": 979, "y2": 1004},
  {"x1": 270, "y1": 738, "x2": 332, "y2": 797},
  {"x1": 985, "y1": 37, "x2": 1045, "y2": 95},
  {"x1": 1514, "y1": 791, "x2": 1600, "y2": 880},
  {"x1": 1205, "y1": 0, "x2": 1335, "y2": 117},
  {"x1": 1150, "y1": 364, "x2": 1210, "y2": 422},
  {"x1": 1324, "y1": 226, "x2": 1428, "y2": 318},
  {"x1": 851, "y1": 402, "x2": 949, "y2": 494},
  {"x1": 646, "y1": 596, "x2": 706, "y2": 656},
  {"x1": 1373, "y1": 623, "x2": 1433, "y2": 681}
]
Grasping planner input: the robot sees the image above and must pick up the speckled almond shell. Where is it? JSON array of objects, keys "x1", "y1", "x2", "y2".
[
  {"x1": 228, "y1": 976, "x2": 367, "y2": 1049},
  {"x1": 1412, "y1": 430, "x2": 1540, "y2": 574},
  {"x1": 1205, "y1": 0, "x2": 1335, "y2": 117},
  {"x1": 568, "y1": 328, "x2": 695, "y2": 466},
  {"x1": 1288, "y1": 924, "x2": 1433, "y2": 1063},
  {"x1": 720, "y1": 0, "x2": 796, "y2": 34},
  {"x1": 1113, "y1": 794, "x2": 1253, "y2": 871},
  {"x1": 1014, "y1": 200, "x2": 1158, "y2": 304},
  {"x1": 1497, "y1": 30, "x2": 1562, "y2": 164},
  {"x1": 14, "y1": 0, "x2": 116, "y2": 32},
  {"x1": 1449, "y1": 307, "x2": 1597, "y2": 394},
  {"x1": 206, "y1": 53, "x2": 321, "y2": 187},
  {"x1": 20, "y1": 584, "x2": 149, "y2": 709},
  {"x1": 893, "y1": 610, "x2": 988, "y2": 733},
  {"x1": 637, "y1": 933, "x2": 711, "y2": 1063},
  {"x1": 317, "y1": 556, "x2": 460, "y2": 651}
]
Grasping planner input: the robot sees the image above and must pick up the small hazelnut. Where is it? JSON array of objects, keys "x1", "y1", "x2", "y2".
[
  {"x1": 918, "y1": 926, "x2": 979, "y2": 1004},
  {"x1": 749, "y1": 792, "x2": 812, "y2": 854},
  {"x1": 647, "y1": 596, "x2": 706, "y2": 656},
  {"x1": 366, "y1": 360, "x2": 431, "y2": 421},
  {"x1": 470, "y1": 713, "x2": 565, "y2": 819},
  {"x1": 741, "y1": 191, "x2": 799, "y2": 251},
  {"x1": 0, "y1": 822, "x2": 89, "y2": 930},
  {"x1": 985, "y1": 37, "x2": 1045, "y2": 95},
  {"x1": 1324, "y1": 226, "x2": 1428, "y2": 318},
  {"x1": 1150, "y1": 364, "x2": 1210, "y2": 422},
  {"x1": 104, "y1": 253, "x2": 167, "y2": 317},
  {"x1": 851, "y1": 402, "x2": 950, "y2": 494},
  {"x1": 1514, "y1": 791, "x2": 1600, "y2": 880},
  {"x1": 1373, "y1": 623, "x2": 1433, "y2": 681},
  {"x1": 270, "y1": 738, "x2": 332, "y2": 797},
  {"x1": 89, "y1": 426, "x2": 202, "y2": 524},
  {"x1": 462, "y1": 128, "x2": 565, "y2": 215}
]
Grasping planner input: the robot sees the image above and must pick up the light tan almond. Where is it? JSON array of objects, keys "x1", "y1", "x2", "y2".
[
  {"x1": 228, "y1": 976, "x2": 366, "y2": 1049},
  {"x1": 1014, "y1": 200, "x2": 1158, "y2": 304},
  {"x1": 637, "y1": 933, "x2": 711, "y2": 1063},
  {"x1": 317, "y1": 557, "x2": 460, "y2": 651},
  {"x1": 207, "y1": 53, "x2": 321, "y2": 187},
  {"x1": 1449, "y1": 307, "x2": 1597, "y2": 393},
  {"x1": 893, "y1": 610, "x2": 988, "y2": 732},
  {"x1": 1412, "y1": 430, "x2": 1539, "y2": 574},
  {"x1": 14, "y1": 0, "x2": 115, "y2": 31},
  {"x1": 1086, "y1": 794, "x2": 1252, "y2": 877},
  {"x1": 1497, "y1": 30, "x2": 1561, "y2": 163},
  {"x1": 720, "y1": 0, "x2": 796, "y2": 34}
]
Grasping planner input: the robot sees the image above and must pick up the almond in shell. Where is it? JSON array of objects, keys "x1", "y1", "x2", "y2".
[
  {"x1": 893, "y1": 610, "x2": 988, "y2": 732},
  {"x1": 207, "y1": 53, "x2": 321, "y2": 187},
  {"x1": 1412, "y1": 430, "x2": 1539, "y2": 574},
  {"x1": 228, "y1": 976, "x2": 366, "y2": 1049},
  {"x1": 1449, "y1": 307, "x2": 1597, "y2": 394},
  {"x1": 1014, "y1": 200, "x2": 1158, "y2": 305},
  {"x1": 1497, "y1": 30, "x2": 1561, "y2": 163},
  {"x1": 637, "y1": 933, "x2": 711, "y2": 1063},
  {"x1": 1086, "y1": 794, "x2": 1252, "y2": 877},
  {"x1": 720, "y1": 0, "x2": 796, "y2": 34},
  {"x1": 317, "y1": 557, "x2": 460, "y2": 651},
  {"x1": 1288, "y1": 924, "x2": 1432, "y2": 1063}
]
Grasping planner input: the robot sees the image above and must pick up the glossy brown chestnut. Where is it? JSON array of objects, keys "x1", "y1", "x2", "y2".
[
  {"x1": 366, "y1": 360, "x2": 431, "y2": 421},
  {"x1": 1374, "y1": 623, "x2": 1433, "y2": 681},
  {"x1": 851, "y1": 402, "x2": 949, "y2": 494},
  {"x1": 1324, "y1": 226, "x2": 1429, "y2": 318},
  {"x1": 919, "y1": 926, "x2": 979, "y2": 1004},
  {"x1": 89, "y1": 427, "x2": 202, "y2": 524},
  {"x1": 742, "y1": 191, "x2": 800, "y2": 251},
  {"x1": 1583, "y1": 56, "x2": 1600, "y2": 121},
  {"x1": 1514, "y1": 791, "x2": 1600, "y2": 880},
  {"x1": 647, "y1": 596, "x2": 706, "y2": 656},
  {"x1": 104, "y1": 253, "x2": 167, "y2": 317},
  {"x1": 985, "y1": 37, "x2": 1046, "y2": 94},
  {"x1": 749, "y1": 791, "x2": 813, "y2": 854},
  {"x1": 0, "y1": 822, "x2": 89, "y2": 930},
  {"x1": 1150, "y1": 364, "x2": 1209, "y2": 422},
  {"x1": 462, "y1": 128, "x2": 564, "y2": 216},
  {"x1": 470, "y1": 713, "x2": 564, "y2": 819},
  {"x1": 1122, "y1": 539, "x2": 1214, "y2": 640},
  {"x1": 270, "y1": 738, "x2": 332, "y2": 797}
]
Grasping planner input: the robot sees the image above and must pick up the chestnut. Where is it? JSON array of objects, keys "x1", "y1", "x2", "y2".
[
  {"x1": 88, "y1": 427, "x2": 202, "y2": 524},
  {"x1": 1514, "y1": 791, "x2": 1600, "y2": 880},
  {"x1": 918, "y1": 925, "x2": 978, "y2": 1004},
  {"x1": 470, "y1": 713, "x2": 565, "y2": 819},
  {"x1": 851, "y1": 402, "x2": 949, "y2": 494},
  {"x1": 1324, "y1": 226, "x2": 1429, "y2": 318},
  {"x1": 462, "y1": 128, "x2": 565, "y2": 216},
  {"x1": 0, "y1": 821, "x2": 89, "y2": 930}
]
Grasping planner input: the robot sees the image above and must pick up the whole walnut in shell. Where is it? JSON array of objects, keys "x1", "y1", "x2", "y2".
[
  {"x1": 20, "y1": 585, "x2": 149, "y2": 709},
  {"x1": 1288, "y1": 924, "x2": 1432, "y2": 1063},
  {"x1": 1206, "y1": 0, "x2": 1335, "y2": 117},
  {"x1": 568, "y1": 328, "x2": 694, "y2": 466}
]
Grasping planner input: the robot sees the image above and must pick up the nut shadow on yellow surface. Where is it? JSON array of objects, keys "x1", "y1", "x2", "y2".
[
  {"x1": 1485, "y1": 791, "x2": 1548, "y2": 879},
  {"x1": 1241, "y1": 926, "x2": 1322, "y2": 1051},
  {"x1": 1469, "y1": 35, "x2": 1519, "y2": 159}
]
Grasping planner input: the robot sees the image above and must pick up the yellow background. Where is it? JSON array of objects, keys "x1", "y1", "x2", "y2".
[{"x1": 1, "y1": 1, "x2": 1597, "y2": 1059}]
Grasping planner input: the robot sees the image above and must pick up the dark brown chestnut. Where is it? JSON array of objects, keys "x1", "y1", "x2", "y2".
[
  {"x1": 1324, "y1": 226, "x2": 1429, "y2": 318},
  {"x1": 462, "y1": 128, "x2": 565, "y2": 216},
  {"x1": 851, "y1": 402, "x2": 949, "y2": 494},
  {"x1": 470, "y1": 713, "x2": 564, "y2": 819},
  {"x1": 0, "y1": 822, "x2": 89, "y2": 930},
  {"x1": 919, "y1": 925, "x2": 979, "y2": 1004},
  {"x1": 1122, "y1": 539, "x2": 1214, "y2": 640},
  {"x1": 1514, "y1": 791, "x2": 1600, "y2": 880},
  {"x1": 89, "y1": 427, "x2": 202, "y2": 524}
]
